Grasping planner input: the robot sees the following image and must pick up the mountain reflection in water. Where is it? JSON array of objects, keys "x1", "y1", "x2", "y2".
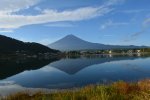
[{"x1": 1, "y1": 55, "x2": 150, "y2": 89}]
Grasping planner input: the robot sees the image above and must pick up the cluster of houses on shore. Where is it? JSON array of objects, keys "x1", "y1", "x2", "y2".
[
  {"x1": 15, "y1": 51, "x2": 58, "y2": 59},
  {"x1": 78, "y1": 49, "x2": 143, "y2": 55},
  {"x1": 121, "y1": 50, "x2": 141, "y2": 54}
]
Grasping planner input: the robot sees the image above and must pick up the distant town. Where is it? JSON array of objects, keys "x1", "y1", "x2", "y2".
[{"x1": 65, "y1": 48, "x2": 150, "y2": 56}]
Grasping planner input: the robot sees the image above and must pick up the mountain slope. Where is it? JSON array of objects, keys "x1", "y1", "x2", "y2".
[
  {"x1": 48, "y1": 34, "x2": 146, "y2": 51},
  {"x1": 0, "y1": 35, "x2": 59, "y2": 54}
]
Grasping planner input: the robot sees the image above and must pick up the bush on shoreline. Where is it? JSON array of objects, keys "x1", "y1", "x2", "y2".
[{"x1": 3, "y1": 79, "x2": 150, "y2": 100}]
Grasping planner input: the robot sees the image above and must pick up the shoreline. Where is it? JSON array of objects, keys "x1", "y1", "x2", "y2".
[{"x1": 2, "y1": 79, "x2": 150, "y2": 100}]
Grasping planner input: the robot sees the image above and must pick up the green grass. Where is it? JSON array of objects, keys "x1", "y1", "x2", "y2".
[{"x1": 3, "y1": 79, "x2": 150, "y2": 100}]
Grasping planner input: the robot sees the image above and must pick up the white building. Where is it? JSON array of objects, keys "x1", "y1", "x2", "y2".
[
  {"x1": 109, "y1": 50, "x2": 112, "y2": 54},
  {"x1": 136, "y1": 50, "x2": 141, "y2": 53},
  {"x1": 127, "y1": 50, "x2": 133, "y2": 54}
]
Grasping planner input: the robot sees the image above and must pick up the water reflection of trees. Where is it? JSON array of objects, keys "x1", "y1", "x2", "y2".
[{"x1": 0, "y1": 58, "x2": 58, "y2": 80}]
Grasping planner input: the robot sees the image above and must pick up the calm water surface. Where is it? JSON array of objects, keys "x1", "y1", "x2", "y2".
[{"x1": 0, "y1": 55, "x2": 150, "y2": 94}]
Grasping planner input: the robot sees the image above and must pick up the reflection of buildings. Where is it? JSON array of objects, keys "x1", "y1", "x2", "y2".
[
  {"x1": 137, "y1": 53, "x2": 141, "y2": 57},
  {"x1": 109, "y1": 54, "x2": 112, "y2": 58}
]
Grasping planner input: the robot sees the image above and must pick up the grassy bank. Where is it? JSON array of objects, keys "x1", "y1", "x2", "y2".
[{"x1": 3, "y1": 79, "x2": 150, "y2": 100}]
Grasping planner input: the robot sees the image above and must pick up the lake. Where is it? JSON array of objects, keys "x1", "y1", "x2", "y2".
[{"x1": 0, "y1": 55, "x2": 150, "y2": 95}]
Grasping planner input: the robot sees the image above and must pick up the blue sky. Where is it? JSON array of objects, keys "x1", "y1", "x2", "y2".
[{"x1": 0, "y1": 0, "x2": 150, "y2": 46}]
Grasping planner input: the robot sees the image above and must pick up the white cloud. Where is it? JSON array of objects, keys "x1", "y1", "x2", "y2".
[
  {"x1": 0, "y1": 0, "x2": 125, "y2": 30},
  {"x1": 123, "y1": 30, "x2": 145, "y2": 42},
  {"x1": 103, "y1": 35, "x2": 113, "y2": 37},
  {"x1": 34, "y1": 6, "x2": 42, "y2": 12},
  {"x1": 0, "y1": 6, "x2": 112, "y2": 29},
  {"x1": 0, "y1": 0, "x2": 41, "y2": 14},
  {"x1": 104, "y1": 0, "x2": 125, "y2": 6},
  {"x1": 143, "y1": 18, "x2": 150, "y2": 28},
  {"x1": 0, "y1": 28, "x2": 13, "y2": 33},
  {"x1": 100, "y1": 20, "x2": 128, "y2": 29},
  {"x1": 123, "y1": 17, "x2": 150, "y2": 43},
  {"x1": 39, "y1": 37, "x2": 61, "y2": 45},
  {"x1": 45, "y1": 22, "x2": 75, "y2": 27},
  {"x1": 122, "y1": 9, "x2": 147, "y2": 13},
  {"x1": 39, "y1": 39, "x2": 53, "y2": 45}
]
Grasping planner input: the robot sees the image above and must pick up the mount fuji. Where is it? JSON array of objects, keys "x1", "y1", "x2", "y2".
[{"x1": 48, "y1": 34, "x2": 146, "y2": 51}]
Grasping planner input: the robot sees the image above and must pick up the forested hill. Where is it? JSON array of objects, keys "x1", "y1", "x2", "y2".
[{"x1": 0, "y1": 35, "x2": 59, "y2": 54}]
